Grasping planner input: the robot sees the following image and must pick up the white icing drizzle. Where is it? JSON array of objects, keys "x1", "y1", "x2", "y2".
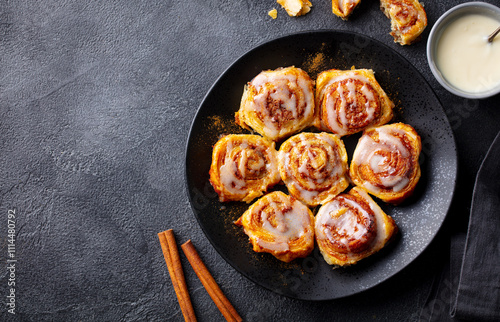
[
  {"x1": 255, "y1": 238, "x2": 289, "y2": 252},
  {"x1": 252, "y1": 194, "x2": 313, "y2": 252},
  {"x1": 392, "y1": 176, "x2": 410, "y2": 192},
  {"x1": 377, "y1": 128, "x2": 410, "y2": 158},
  {"x1": 315, "y1": 188, "x2": 390, "y2": 263},
  {"x1": 353, "y1": 127, "x2": 412, "y2": 192},
  {"x1": 315, "y1": 197, "x2": 371, "y2": 252},
  {"x1": 248, "y1": 69, "x2": 314, "y2": 138},
  {"x1": 355, "y1": 189, "x2": 388, "y2": 250},
  {"x1": 218, "y1": 140, "x2": 272, "y2": 197},
  {"x1": 261, "y1": 201, "x2": 287, "y2": 234},
  {"x1": 336, "y1": 84, "x2": 349, "y2": 130},
  {"x1": 369, "y1": 154, "x2": 387, "y2": 173},
  {"x1": 360, "y1": 84, "x2": 376, "y2": 121},
  {"x1": 360, "y1": 84, "x2": 375, "y2": 101},
  {"x1": 219, "y1": 162, "x2": 246, "y2": 195},
  {"x1": 321, "y1": 73, "x2": 379, "y2": 136},
  {"x1": 298, "y1": 156, "x2": 309, "y2": 174},
  {"x1": 279, "y1": 133, "x2": 345, "y2": 204},
  {"x1": 291, "y1": 182, "x2": 319, "y2": 200},
  {"x1": 346, "y1": 79, "x2": 357, "y2": 104}
]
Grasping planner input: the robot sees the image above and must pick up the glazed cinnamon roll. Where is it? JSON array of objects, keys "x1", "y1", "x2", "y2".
[
  {"x1": 314, "y1": 69, "x2": 394, "y2": 137},
  {"x1": 278, "y1": 132, "x2": 349, "y2": 206},
  {"x1": 380, "y1": 0, "x2": 427, "y2": 45},
  {"x1": 331, "y1": 0, "x2": 361, "y2": 20},
  {"x1": 209, "y1": 134, "x2": 281, "y2": 203},
  {"x1": 236, "y1": 67, "x2": 316, "y2": 141},
  {"x1": 315, "y1": 187, "x2": 398, "y2": 266},
  {"x1": 349, "y1": 123, "x2": 421, "y2": 204},
  {"x1": 234, "y1": 191, "x2": 315, "y2": 263}
]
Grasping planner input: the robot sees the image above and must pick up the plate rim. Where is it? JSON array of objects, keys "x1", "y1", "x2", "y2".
[{"x1": 184, "y1": 29, "x2": 458, "y2": 300}]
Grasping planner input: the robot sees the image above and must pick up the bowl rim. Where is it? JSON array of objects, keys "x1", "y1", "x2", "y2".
[{"x1": 427, "y1": 1, "x2": 500, "y2": 99}]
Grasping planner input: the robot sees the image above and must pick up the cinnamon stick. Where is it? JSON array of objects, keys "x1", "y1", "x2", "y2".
[
  {"x1": 181, "y1": 240, "x2": 242, "y2": 322},
  {"x1": 158, "y1": 230, "x2": 197, "y2": 322}
]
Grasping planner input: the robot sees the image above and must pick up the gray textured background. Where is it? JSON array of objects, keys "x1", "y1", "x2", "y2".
[{"x1": 1, "y1": 0, "x2": 499, "y2": 321}]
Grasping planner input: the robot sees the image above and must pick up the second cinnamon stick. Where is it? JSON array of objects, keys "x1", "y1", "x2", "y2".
[{"x1": 181, "y1": 240, "x2": 242, "y2": 322}]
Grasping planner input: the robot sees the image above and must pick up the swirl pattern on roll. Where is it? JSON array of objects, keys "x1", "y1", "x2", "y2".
[
  {"x1": 314, "y1": 69, "x2": 394, "y2": 137},
  {"x1": 349, "y1": 123, "x2": 421, "y2": 204},
  {"x1": 278, "y1": 132, "x2": 349, "y2": 206},
  {"x1": 234, "y1": 191, "x2": 315, "y2": 263},
  {"x1": 380, "y1": 0, "x2": 427, "y2": 45},
  {"x1": 236, "y1": 66, "x2": 316, "y2": 141},
  {"x1": 209, "y1": 134, "x2": 281, "y2": 203},
  {"x1": 315, "y1": 187, "x2": 398, "y2": 266},
  {"x1": 331, "y1": 0, "x2": 361, "y2": 20}
]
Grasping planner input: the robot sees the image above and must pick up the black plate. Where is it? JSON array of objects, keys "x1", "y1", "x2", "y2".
[{"x1": 185, "y1": 30, "x2": 457, "y2": 300}]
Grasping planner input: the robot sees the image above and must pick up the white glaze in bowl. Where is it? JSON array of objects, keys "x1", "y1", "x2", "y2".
[{"x1": 427, "y1": 2, "x2": 500, "y2": 99}]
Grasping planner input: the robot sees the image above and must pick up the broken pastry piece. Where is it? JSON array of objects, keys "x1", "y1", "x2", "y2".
[
  {"x1": 268, "y1": 8, "x2": 278, "y2": 19},
  {"x1": 332, "y1": 0, "x2": 362, "y2": 20},
  {"x1": 380, "y1": 0, "x2": 427, "y2": 45},
  {"x1": 277, "y1": 0, "x2": 312, "y2": 17}
]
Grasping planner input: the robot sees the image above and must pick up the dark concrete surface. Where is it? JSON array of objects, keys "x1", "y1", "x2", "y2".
[{"x1": 1, "y1": 1, "x2": 499, "y2": 321}]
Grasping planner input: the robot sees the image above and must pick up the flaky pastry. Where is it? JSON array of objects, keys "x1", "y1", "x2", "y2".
[
  {"x1": 236, "y1": 66, "x2": 316, "y2": 141},
  {"x1": 209, "y1": 134, "x2": 281, "y2": 203},
  {"x1": 314, "y1": 68, "x2": 394, "y2": 136},
  {"x1": 315, "y1": 187, "x2": 398, "y2": 266},
  {"x1": 349, "y1": 123, "x2": 421, "y2": 204},
  {"x1": 235, "y1": 191, "x2": 315, "y2": 262},
  {"x1": 380, "y1": 0, "x2": 427, "y2": 45},
  {"x1": 331, "y1": 0, "x2": 361, "y2": 20},
  {"x1": 277, "y1": 0, "x2": 312, "y2": 17},
  {"x1": 278, "y1": 132, "x2": 349, "y2": 206}
]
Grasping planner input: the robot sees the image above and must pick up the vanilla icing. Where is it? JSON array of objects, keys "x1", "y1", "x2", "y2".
[{"x1": 436, "y1": 13, "x2": 500, "y2": 93}]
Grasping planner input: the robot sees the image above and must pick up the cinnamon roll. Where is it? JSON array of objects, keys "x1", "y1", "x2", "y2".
[
  {"x1": 209, "y1": 134, "x2": 281, "y2": 203},
  {"x1": 236, "y1": 67, "x2": 316, "y2": 141},
  {"x1": 380, "y1": 0, "x2": 427, "y2": 45},
  {"x1": 234, "y1": 191, "x2": 315, "y2": 263},
  {"x1": 331, "y1": 0, "x2": 361, "y2": 20},
  {"x1": 314, "y1": 69, "x2": 394, "y2": 137},
  {"x1": 349, "y1": 123, "x2": 421, "y2": 204},
  {"x1": 278, "y1": 132, "x2": 349, "y2": 206},
  {"x1": 315, "y1": 187, "x2": 398, "y2": 266}
]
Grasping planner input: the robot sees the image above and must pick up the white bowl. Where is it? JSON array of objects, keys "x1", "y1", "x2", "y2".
[{"x1": 427, "y1": 2, "x2": 500, "y2": 99}]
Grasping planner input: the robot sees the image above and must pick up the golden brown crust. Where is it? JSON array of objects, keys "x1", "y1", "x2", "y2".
[
  {"x1": 209, "y1": 134, "x2": 281, "y2": 203},
  {"x1": 331, "y1": 0, "x2": 362, "y2": 20},
  {"x1": 235, "y1": 191, "x2": 315, "y2": 262},
  {"x1": 268, "y1": 8, "x2": 278, "y2": 19},
  {"x1": 349, "y1": 123, "x2": 422, "y2": 204},
  {"x1": 314, "y1": 69, "x2": 394, "y2": 136},
  {"x1": 277, "y1": 0, "x2": 312, "y2": 17},
  {"x1": 315, "y1": 187, "x2": 398, "y2": 266},
  {"x1": 278, "y1": 132, "x2": 349, "y2": 206},
  {"x1": 236, "y1": 66, "x2": 316, "y2": 141},
  {"x1": 380, "y1": 0, "x2": 427, "y2": 45}
]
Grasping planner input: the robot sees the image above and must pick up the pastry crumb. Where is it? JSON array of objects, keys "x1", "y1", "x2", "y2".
[
  {"x1": 277, "y1": 0, "x2": 312, "y2": 17},
  {"x1": 268, "y1": 8, "x2": 278, "y2": 19}
]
